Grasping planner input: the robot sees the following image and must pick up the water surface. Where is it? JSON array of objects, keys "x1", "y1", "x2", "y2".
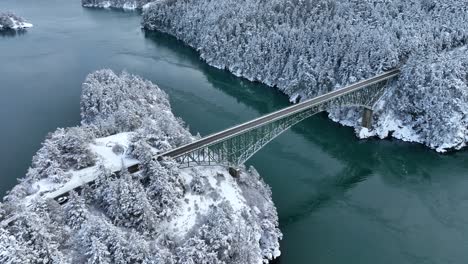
[{"x1": 1, "y1": 1, "x2": 468, "y2": 263}]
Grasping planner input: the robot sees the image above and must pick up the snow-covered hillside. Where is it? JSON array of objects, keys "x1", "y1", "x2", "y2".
[
  {"x1": 0, "y1": 12, "x2": 32, "y2": 30},
  {"x1": 142, "y1": 0, "x2": 468, "y2": 152},
  {"x1": 81, "y1": 0, "x2": 152, "y2": 10},
  {"x1": 0, "y1": 70, "x2": 281, "y2": 263}
]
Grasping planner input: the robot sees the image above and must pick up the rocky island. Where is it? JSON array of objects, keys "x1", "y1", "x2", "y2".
[
  {"x1": 0, "y1": 12, "x2": 32, "y2": 30},
  {"x1": 0, "y1": 70, "x2": 281, "y2": 263}
]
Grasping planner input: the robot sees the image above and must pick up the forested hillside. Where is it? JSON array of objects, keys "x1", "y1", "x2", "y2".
[
  {"x1": 142, "y1": 0, "x2": 468, "y2": 152},
  {"x1": 81, "y1": 0, "x2": 151, "y2": 9},
  {"x1": 0, "y1": 70, "x2": 281, "y2": 263}
]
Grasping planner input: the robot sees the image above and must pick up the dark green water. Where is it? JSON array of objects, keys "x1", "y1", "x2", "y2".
[{"x1": 2, "y1": 1, "x2": 468, "y2": 263}]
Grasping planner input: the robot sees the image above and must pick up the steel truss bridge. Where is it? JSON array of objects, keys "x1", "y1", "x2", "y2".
[
  {"x1": 158, "y1": 69, "x2": 400, "y2": 169},
  {"x1": 32, "y1": 69, "x2": 400, "y2": 206}
]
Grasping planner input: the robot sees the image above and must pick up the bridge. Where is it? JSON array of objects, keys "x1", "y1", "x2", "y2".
[
  {"x1": 40, "y1": 69, "x2": 399, "y2": 205},
  {"x1": 158, "y1": 69, "x2": 399, "y2": 170},
  {"x1": 1, "y1": 70, "x2": 400, "y2": 227}
]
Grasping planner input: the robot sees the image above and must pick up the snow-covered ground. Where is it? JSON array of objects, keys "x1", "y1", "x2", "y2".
[
  {"x1": 0, "y1": 12, "x2": 32, "y2": 30},
  {"x1": 169, "y1": 166, "x2": 247, "y2": 237},
  {"x1": 0, "y1": 70, "x2": 281, "y2": 263}
]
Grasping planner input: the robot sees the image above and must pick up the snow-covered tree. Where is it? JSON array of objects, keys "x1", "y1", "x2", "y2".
[
  {"x1": 63, "y1": 191, "x2": 88, "y2": 230},
  {"x1": 178, "y1": 202, "x2": 244, "y2": 263},
  {"x1": 2, "y1": 207, "x2": 66, "y2": 263},
  {"x1": 27, "y1": 126, "x2": 96, "y2": 182},
  {"x1": 81, "y1": 69, "x2": 171, "y2": 136},
  {"x1": 76, "y1": 215, "x2": 159, "y2": 263},
  {"x1": 94, "y1": 168, "x2": 158, "y2": 233},
  {"x1": 86, "y1": 237, "x2": 112, "y2": 264},
  {"x1": 0, "y1": 227, "x2": 30, "y2": 263},
  {"x1": 144, "y1": 160, "x2": 184, "y2": 219}
]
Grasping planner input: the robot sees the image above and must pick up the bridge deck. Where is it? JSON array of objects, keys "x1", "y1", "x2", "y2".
[{"x1": 160, "y1": 69, "x2": 400, "y2": 159}]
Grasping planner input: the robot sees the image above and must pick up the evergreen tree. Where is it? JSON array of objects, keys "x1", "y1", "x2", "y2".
[
  {"x1": 86, "y1": 237, "x2": 111, "y2": 264},
  {"x1": 63, "y1": 191, "x2": 88, "y2": 230}
]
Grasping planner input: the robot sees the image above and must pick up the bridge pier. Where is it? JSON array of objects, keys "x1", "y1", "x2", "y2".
[{"x1": 361, "y1": 108, "x2": 373, "y2": 129}]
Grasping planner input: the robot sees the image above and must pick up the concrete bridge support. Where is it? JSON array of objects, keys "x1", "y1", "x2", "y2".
[{"x1": 361, "y1": 108, "x2": 373, "y2": 129}]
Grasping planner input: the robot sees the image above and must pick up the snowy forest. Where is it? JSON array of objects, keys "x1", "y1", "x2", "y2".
[
  {"x1": 0, "y1": 12, "x2": 32, "y2": 30},
  {"x1": 81, "y1": 0, "x2": 151, "y2": 9},
  {"x1": 0, "y1": 70, "x2": 281, "y2": 263},
  {"x1": 141, "y1": 0, "x2": 468, "y2": 152}
]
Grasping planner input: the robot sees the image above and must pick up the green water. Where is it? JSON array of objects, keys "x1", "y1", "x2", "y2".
[{"x1": 2, "y1": 1, "x2": 468, "y2": 263}]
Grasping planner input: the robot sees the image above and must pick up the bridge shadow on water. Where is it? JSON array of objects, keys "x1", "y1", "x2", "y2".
[{"x1": 142, "y1": 30, "x2": 468, "y2": 263}]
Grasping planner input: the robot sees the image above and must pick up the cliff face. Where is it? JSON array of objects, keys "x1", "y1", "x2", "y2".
[
  {"x1": 0, "y1": 70, "x2": 281, "y2": 263},
  {"x1": 141, "y1": 0, "x2": 468, "y2": 152}
]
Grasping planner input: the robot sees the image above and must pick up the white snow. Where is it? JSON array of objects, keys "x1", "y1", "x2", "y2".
[
  {"x1": 123, "y1": 2, "x2": 138, "y2": 10},
  {"x1": 358, "y1": 127, "x2": 374, "y2": 138},
  {"x1": 90, "y1": 132, "x2": 139, "y2": 172},
  {"x1": 167, "y1": 166, "x2": 247, "y2": 238},
  {"x1": 43, "y1": 167, "x2": 102, "y2": 200},
  {"x1": 373, "y1": 113, "x2": 420, "y2": 142},
  {"x1": 289, "y1": 93, "x2": 301, "y2": 103},
  {"x1": 102, "y1": 1, "x2": 111, "y2": 8},
  {"x1": 142, "y1": 2, "x2": 153, "y2": 10},
  {"x1": 354, "y1": 111, "x2": 421, "y2": 144},
  {"x1": 13, "y1": 22, "x2": 33, "y2": 29}
]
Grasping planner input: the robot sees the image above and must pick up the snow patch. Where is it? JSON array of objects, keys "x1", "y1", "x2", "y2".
[
  {"x1": 102, "y1": 1, "x2": 111, "y2": 8},
  {"x1": 358, "y1": 127, "x2": 374, "y2": 138},
  {"x1": 168, "y1": 166, "x2": 247, "y2": 238},
  {"x1": 373, "y1": 113, "x2": 420, "y2": 142},
  {"x1": 11, "y1": 21, "x2": 33, "y2": 29},
  {"x1": 123, "y1": 2, "x2": 138, "y2": 10},
  {"x1": 90, "y1": 132, "x2": 139, "y2": 171}
]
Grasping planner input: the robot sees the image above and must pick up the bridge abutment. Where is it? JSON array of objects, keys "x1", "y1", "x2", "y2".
[{"x1": 361, "y1": 108, "x2": 373, "y2": 129}]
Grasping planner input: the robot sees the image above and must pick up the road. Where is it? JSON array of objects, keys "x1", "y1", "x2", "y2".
[{"x1": 161, "y1": 69, "x2": 400, "y2": 159}]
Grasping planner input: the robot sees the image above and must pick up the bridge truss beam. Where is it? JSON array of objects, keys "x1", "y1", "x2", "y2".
[{"x1": 173, "y1": 79, "x2": 393, "y2": 169}]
